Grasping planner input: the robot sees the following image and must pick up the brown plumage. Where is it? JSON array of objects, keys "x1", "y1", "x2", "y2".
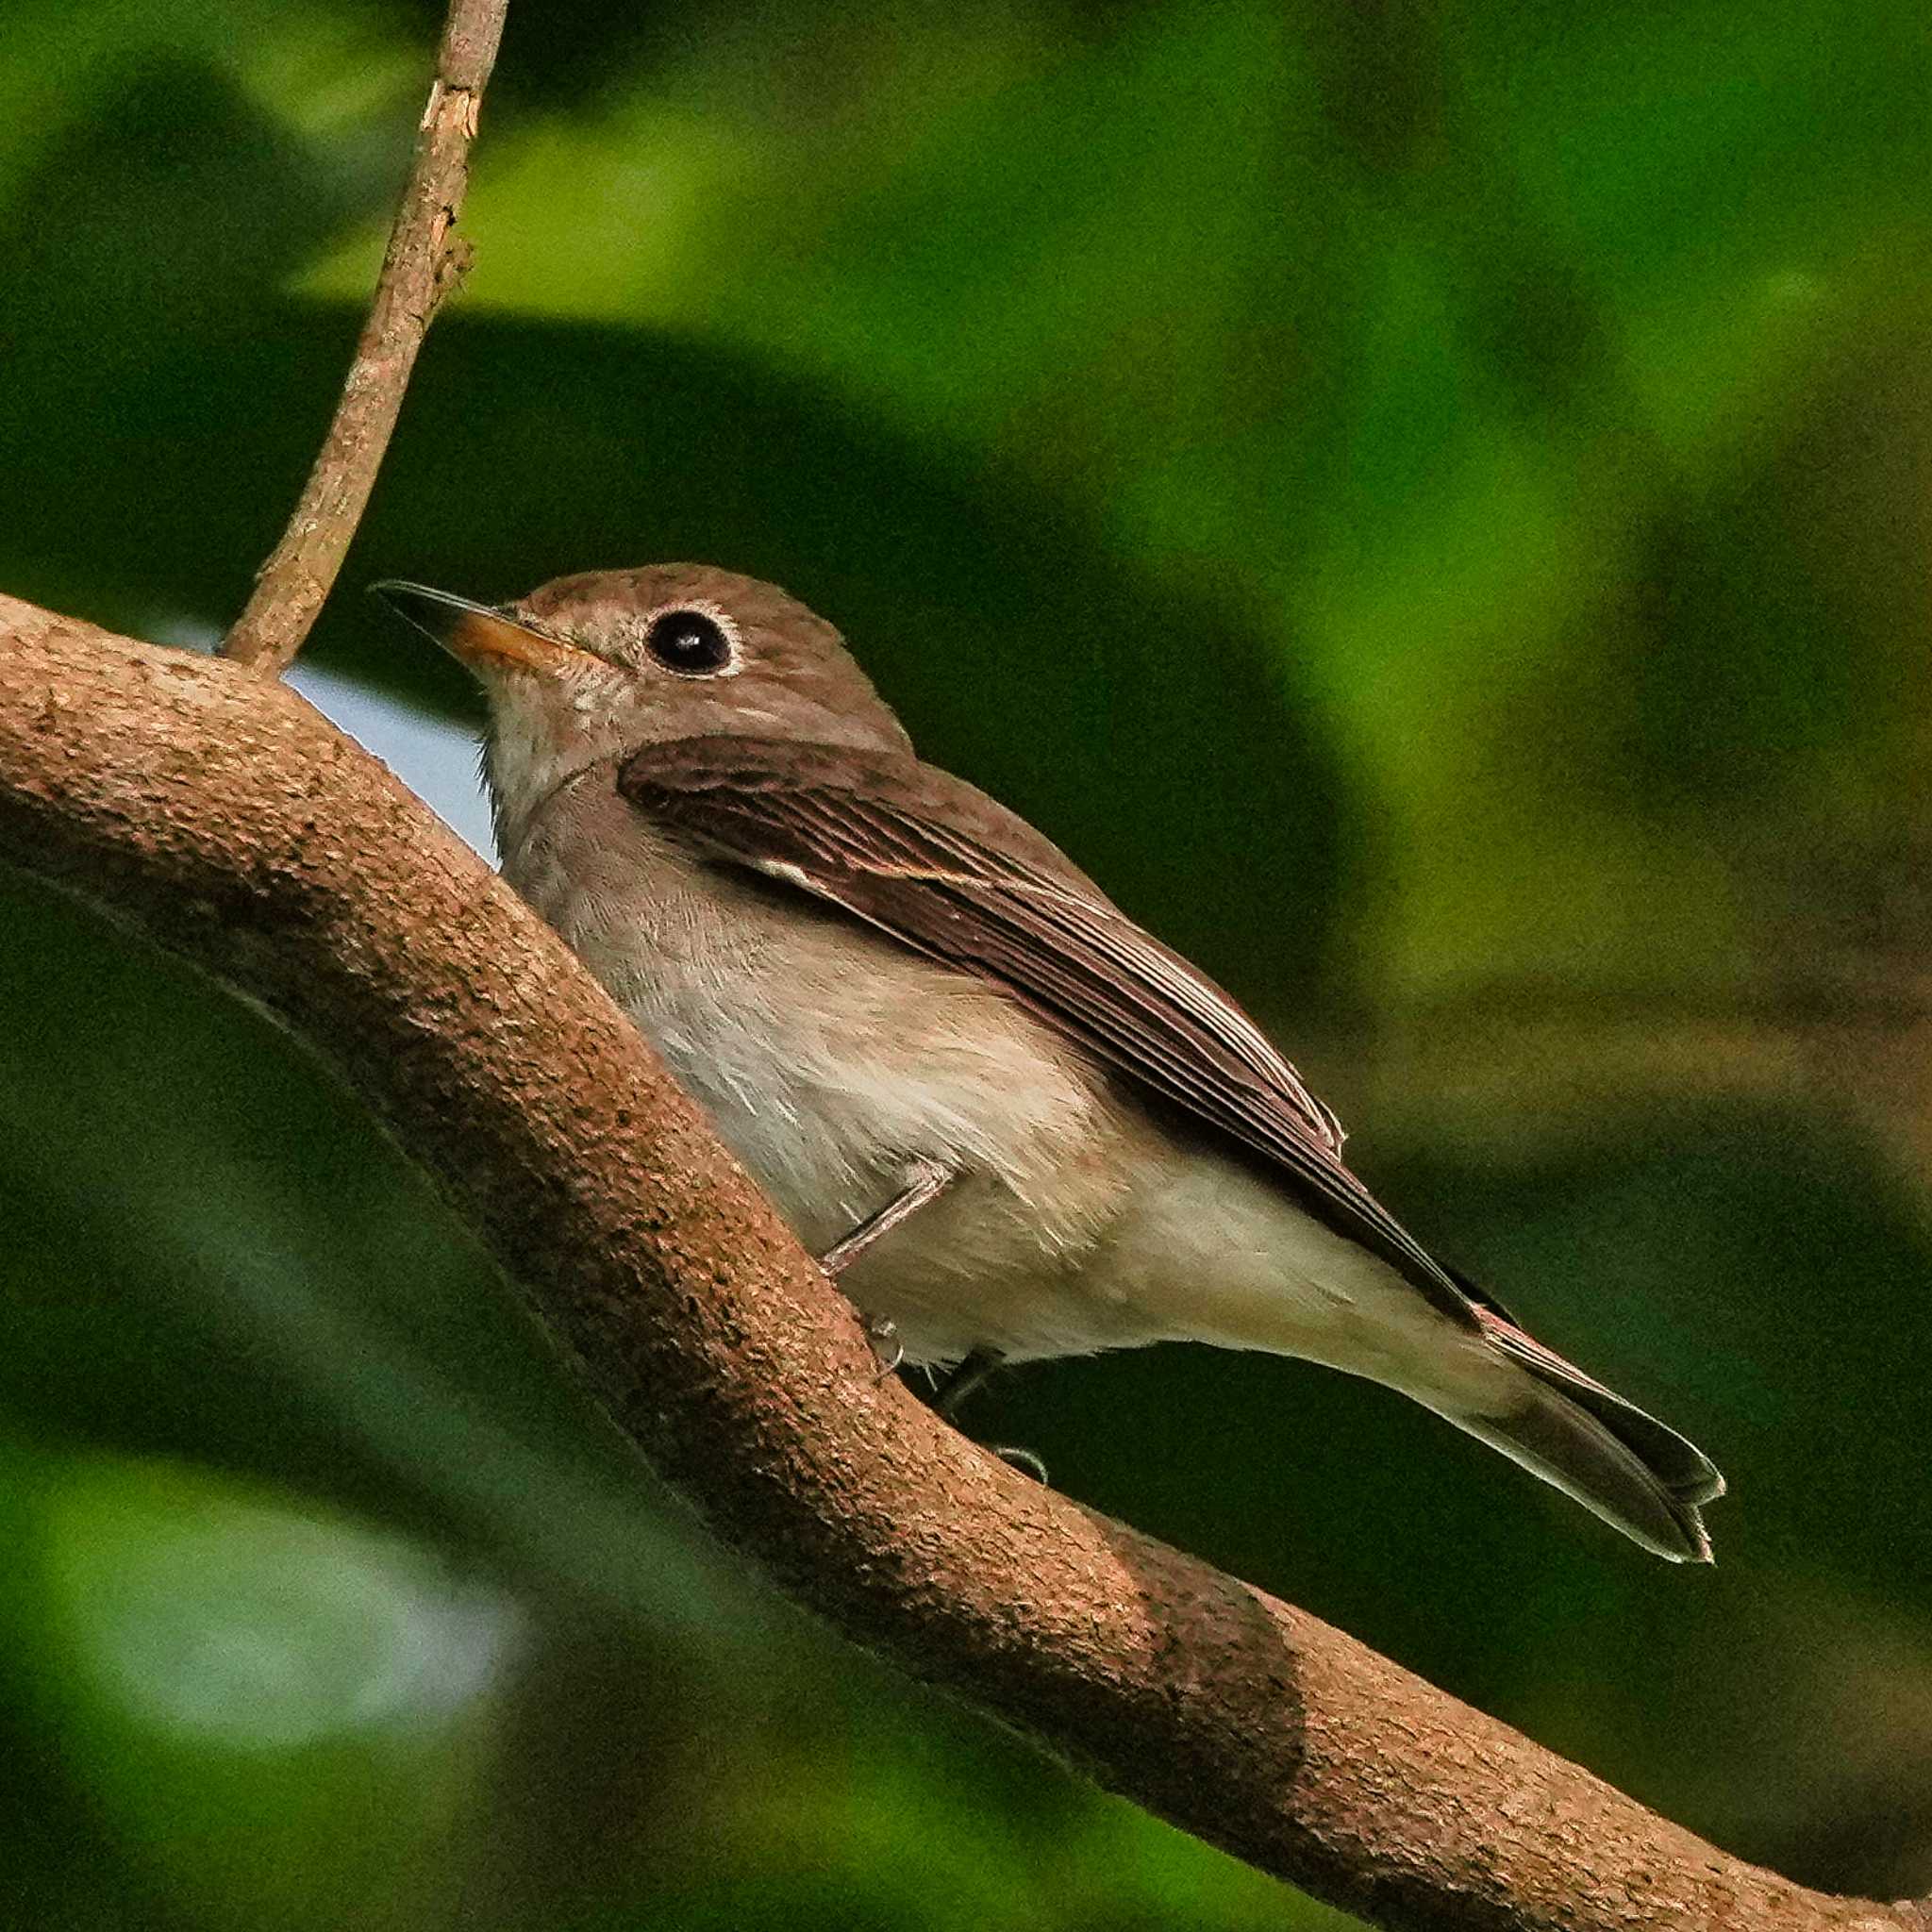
[{"x1": 375, "y1": 563, "x2": 1725, "y2": 1562}]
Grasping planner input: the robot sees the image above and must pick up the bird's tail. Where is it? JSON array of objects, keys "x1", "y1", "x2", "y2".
[{"x1": 1438, "y1": 1308, "x2": 1725, "y2": 1563}]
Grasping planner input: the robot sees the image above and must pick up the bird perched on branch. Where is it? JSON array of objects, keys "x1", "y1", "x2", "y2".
[{"x1": 375, "y1": 564, "x2": 1724, "y2": 1562}]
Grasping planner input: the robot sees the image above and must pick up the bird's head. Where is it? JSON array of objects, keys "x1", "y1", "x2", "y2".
[{"x1": 373, "y1": 563, "x2": 911, "y2": 847}]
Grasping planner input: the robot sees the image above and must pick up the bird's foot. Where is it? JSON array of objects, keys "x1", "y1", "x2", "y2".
[
  {"x1": 987, "y1": 1444, "x2": 1048, "y2": 1485},
  {"x1": 929, "y1": 1345, "x2": 1004, "y2": 1417},
  {"x1": 862, "y1": 1315, "x2": 904, "y2": 1380}
]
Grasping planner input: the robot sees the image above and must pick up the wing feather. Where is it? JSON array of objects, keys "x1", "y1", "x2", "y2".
[{"x1": 619, "y1": 735, "x2": 1481, "y2": 1324}]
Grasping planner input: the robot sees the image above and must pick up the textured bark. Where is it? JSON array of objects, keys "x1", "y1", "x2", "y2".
[{"x1": 0, "y1": 594, "x2": 1923, "y2": 1932}]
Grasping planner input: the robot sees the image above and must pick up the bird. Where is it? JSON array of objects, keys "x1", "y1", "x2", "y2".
[{"x1": 373, "y1": 563, "x2": 1724, "y2": 1562}]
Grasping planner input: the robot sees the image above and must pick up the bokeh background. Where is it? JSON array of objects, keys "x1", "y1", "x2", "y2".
[{"x1": 5, "y1": 0, "x2": 1932, "y2": 1925}]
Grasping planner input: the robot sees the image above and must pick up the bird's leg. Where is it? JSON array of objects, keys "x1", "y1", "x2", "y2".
[
  {"x1": 927, "y1": 1347, "x2": 1045, "y2": 1483},
  {"x1": 818, "y1": 1160, "x2": 954, "y2": 1380},
  {"x1": 817, "y1": 1165, "x2": 1041, "y2": 1480},
  {"x1": 930, "y1": 1346, "x2": 1004, "y2": 1417},
  {"x1": 817, "y1": 1158, "x2": 954, "y2": 1277}
]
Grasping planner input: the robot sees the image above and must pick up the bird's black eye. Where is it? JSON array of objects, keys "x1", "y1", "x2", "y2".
[{"x1": 644, "y1": 608, "x2": 736, "y2": 676}]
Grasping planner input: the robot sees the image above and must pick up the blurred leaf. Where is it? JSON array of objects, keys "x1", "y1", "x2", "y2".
[{"x1": 10, "y1": 1451, "x2": 516, "y2": 1931}]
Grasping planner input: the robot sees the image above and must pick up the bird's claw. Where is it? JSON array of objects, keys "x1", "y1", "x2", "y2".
[
  {"x1": 864, "y1": 1316, "x2": 905, "y2": 1379},
  {"x1": 988, "y1": 1444, "x2": 1048, "y2": 1485}
]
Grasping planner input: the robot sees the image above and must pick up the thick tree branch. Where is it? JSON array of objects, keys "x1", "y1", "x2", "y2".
[
  {"x1": 0, "y1": 595, "x2": 1920, "y2": 1932},
  {"x1": 221, "y1": 0, "x2": 508, "y2": 675}
]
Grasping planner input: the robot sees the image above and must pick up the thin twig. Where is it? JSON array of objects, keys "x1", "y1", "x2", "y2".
[{"x1": 221, "y1": 0, "x2": 508, "y2": 675}]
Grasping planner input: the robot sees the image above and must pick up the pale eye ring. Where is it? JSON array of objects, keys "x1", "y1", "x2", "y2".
[{"x1": 644, "y1": 607, "x2": 738, "y2": 676}]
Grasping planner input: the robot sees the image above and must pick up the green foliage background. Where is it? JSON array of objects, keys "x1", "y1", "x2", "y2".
[{"x1": 5, "y1": 1, "x2": 1932, "y2": 1924}]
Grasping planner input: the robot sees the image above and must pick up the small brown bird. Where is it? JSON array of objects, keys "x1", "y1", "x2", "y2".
[{"x1": 375, "y1": 564, "x2": 1724, "y2": 1561}]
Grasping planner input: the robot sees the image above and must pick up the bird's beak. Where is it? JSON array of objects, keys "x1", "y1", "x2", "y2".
[{"x1": 369, "y1": 580, "x2": 591, "y2": 676}]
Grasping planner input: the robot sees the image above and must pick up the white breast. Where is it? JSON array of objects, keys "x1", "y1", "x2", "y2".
[
  {"x1": 503, "y1": 772, "x2": 1161, "y2": 1363},
  {"x1": 498, "y1": 767, "x2": 1505, "y2": 1406}
]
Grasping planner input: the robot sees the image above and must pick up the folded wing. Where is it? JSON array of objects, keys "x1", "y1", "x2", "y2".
[{"x1": 620, "y1": 734, "x2": 1484, "y2": 1328}]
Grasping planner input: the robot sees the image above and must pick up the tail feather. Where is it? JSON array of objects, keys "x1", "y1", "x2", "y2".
[{"x1": 1448, "y1": 1309, "x2": 1724, "y2": 1563}]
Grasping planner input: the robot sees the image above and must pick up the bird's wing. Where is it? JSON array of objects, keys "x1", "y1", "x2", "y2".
[{"x1": 619, "y1": 735, "x2": 1481, "y2": 1325}]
